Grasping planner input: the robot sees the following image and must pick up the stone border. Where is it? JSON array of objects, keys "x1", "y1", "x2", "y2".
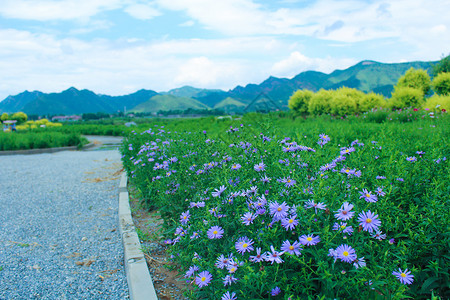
[
  {"x1": 119, "y1": 172, "x2": 158, "y2": 300},
  {"x1": 0, "y1": 143, "x2": 95, "y2": 156}
]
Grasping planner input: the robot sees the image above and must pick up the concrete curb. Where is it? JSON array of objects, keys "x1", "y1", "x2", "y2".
[
  {"x1": 0, "y1": 142, "x2": 95, "y2": 156},
  {"x1": 119, "y1": 172, "x2": 158, "y2": 300}
]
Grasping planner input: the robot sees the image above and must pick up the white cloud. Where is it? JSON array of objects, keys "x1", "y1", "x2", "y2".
[
  {"x1": 124, "y1": 3, "x2": 161, "y2": 20},
  {"x1": 0, "y1": 0, "x2": 123, "y2": 21},
  {"x1": 271, "y1": 51, "x2": 357, "y2": 78}
]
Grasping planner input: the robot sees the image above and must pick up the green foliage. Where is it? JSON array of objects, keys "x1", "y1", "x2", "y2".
[
  {"x1": 432, "y1": 54, "x2": 450, "y2": 75},
  {"x1": 423, "y1": 95, "x2": 450, "y2": 112},
  {"x1": 288, "y1": 89, "x2": 314, "y2": 115},
  {"x1": 389, "y1": 87, "x2": 424, "y2": 109},
  {"x1": 1, "y1": 113, "x2": 8, "y2": 121},
  {"x1": 121, "y1": 114, "x2": 450, "y2": 300},
  {"x1": 361, "y1": 92, "x2": 388, "y2": 111},
  {"x1": 10, "y1": 112, "x2": 28, "y2": 124},
  {"x1": 0, "y1": 130, "x2": 85, "y2": 151},
  {"x1": 308, "y1": 89, "x2": 333, "y2": 115},
  {"x1": 396, "y1": 68, "x2": 431, "y2": 95},
  {"x1": 431, "y1": 72, "x2": 450, "y2": 96}
]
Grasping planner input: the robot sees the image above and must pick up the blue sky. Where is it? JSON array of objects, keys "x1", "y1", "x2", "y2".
[{"x1": 0, "y1": 0, "x2": 449, "y2": 101}]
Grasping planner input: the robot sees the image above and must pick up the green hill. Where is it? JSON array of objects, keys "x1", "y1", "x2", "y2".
[
  {"x1": 131, "y1": 94, "x2": 210, "y2": 113},
  {"x1": 213, "y1": 97, "x2": 246, "y2": 113}
]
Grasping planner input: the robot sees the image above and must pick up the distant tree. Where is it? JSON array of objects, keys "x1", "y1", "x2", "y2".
[
  {"x1": 431, "y1": 72, "x2": 450, "y2": 95},
  {"x1": 432, "y1": 54, "x2": 450, "y2": 76},
  {"x1": 288, "y1": 89, "x2": 313, "y2": 115},
  {"x1": 389, "y1": 87, "x2": 424, "y2": 109},
  {"x1": 396, "y1": 68, "x2": 431, "y2": 95},
  {"x1": 1, "y1": 112, "x2": 8, "y2": 121},
  {"x1": 308, "y1": 89, "x2": 334, "y2": 116},
  {"x1": 10, "y1": 112, "x2": 28, "y2": 124}
]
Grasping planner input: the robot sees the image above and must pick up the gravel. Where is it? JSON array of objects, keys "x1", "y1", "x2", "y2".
[{"x1": 0, "y1": 149, "x2": 129, "y2": 300}]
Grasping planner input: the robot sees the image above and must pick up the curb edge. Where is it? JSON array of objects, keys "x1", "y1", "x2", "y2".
[{"x1": 119, "y1": 172, "x2": 158, "y2": 300}]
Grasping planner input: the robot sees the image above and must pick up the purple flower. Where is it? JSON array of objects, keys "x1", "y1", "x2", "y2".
[
  {"x1": 406, "y1": 156, "x2": 417, "y2": 162},
  {"x1": 215, "y1": 254, "x2": 234, "y2": 269},
  {"x1": 371, "y1": 230, "x2": 386, "y2": 240},
  {"x1": 254, "y1": 162, "x2": 266, "y2": 172},
  {"x1": 179, "y1": 210, "x2": 190, "y2": 225},
  {"x1": 358, "y1": 210, "x2": 381, "y2": 233},
  {"x1": 235, "y1": 237, "x2": 254, "y2": 254},
  {"x1": 299, "y1": 234, "x2": 320, "y2": 246},
  {"x1": 281, "y1": 177, "x2": 296, "y2": 188},
  {"x1": 280, "y1": 240, "x2": 302, "y2": 256},
  {"x1": 263, "y1": 245, "x2": 284, "y2": 264},
  {"x1": 340, "y1": 147, "x2": 355, "y2": 155},
  {"x1": 249, "y1": 247, "x2": 264, "y2": 263},
  {"x1": 231, "y1": 163, "x2": 241, "y2": 170},
  {"x1": 332, "y1": 222, "x2": 353, "y2": 235},
  {"x1": 392, "y1": 268, "x2": 414, "y2": 285},
  {"x1": 376, "y1": 175, "x2": 386, "y2": 180},
  {"x1": 184, "y1": 265, "x2": 199, "y2": 278},
  {"x1": 336, "y1": 244, "x2": 357, "y2": 263},
  {"x1": 221, "y1": 291, "x2": 237, "y2": 300},
  {"x1": 359, "y1": 189, "x2": 378, "y2": 203},
  {"x1": 334, "y1": 202, "x2": 355, "y2": 221},
  {"x1": 281, "y1": 215, "x2": 298, "y2": 231},
  {"x1": 353, "y1": 257, "x2": 366, "y2": 269},
  {"x1": 241, "y1": 212, "x2": 257, "y2": 226},
  {"x1": 304, "y1": 199, "x2": 327, "y2": 213},
  {"x1": 375, "y1": 187, "x2": 386, "y2": 196},
  {"x1": 212, "y1": 185, "x2": 227, "y2": 197},
  {"x1": 269, "y1": 201, "x2": 290, "y2": 220},
  {"x1": 341, "y1": 167, "x2": 355, "y2": 176},
  {"x1": 271, "y1": 286, "x2": 281, "y2": 296},
  {"x1": 207, "y1": 226, "x2": 224, "y2": 239},
  {"x1": 223, "y1": 274, "x2": 238, "y2": 286},
  {"x1": 195, "y1": 271, "x2": 212, "y2": 288}
]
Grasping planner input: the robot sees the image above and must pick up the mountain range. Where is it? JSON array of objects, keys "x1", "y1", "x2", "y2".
[{"x1": 0, "y1": 60, "x2": 435, "y2": 116}]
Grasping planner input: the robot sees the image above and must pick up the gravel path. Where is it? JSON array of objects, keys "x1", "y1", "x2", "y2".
[{"x1": 0, "y1": 150, "x2": 129, "y2": 300}]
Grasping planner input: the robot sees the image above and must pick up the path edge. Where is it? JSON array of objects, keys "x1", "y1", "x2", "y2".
[
  {"x1": 0, "y1": 143, "x2": 95, "y2": 156},
  {"x1": 119, "y1": 172, "x2": 158, "y2": 300}
]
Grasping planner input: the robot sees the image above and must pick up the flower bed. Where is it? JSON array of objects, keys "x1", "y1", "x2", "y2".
[{"x1": 121, "y1": 115, "x2": 449, "y2": 299}]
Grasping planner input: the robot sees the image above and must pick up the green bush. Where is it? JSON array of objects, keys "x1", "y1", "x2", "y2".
[
  {"x1": 308, "y1": 89, "x2": 333, "y2": 115},
  {"x1": 431, "y1": 72, "x2": 450, "y2": 96},
  {"x1": 396, "y1": 68, "x2": 431, "y2": 96},
  {"x1": 288, "y1": 89, "x2": 313, "y2": 115},
  {"x1": 389, "y1": 87, "x2": 424, "y2": 109}
]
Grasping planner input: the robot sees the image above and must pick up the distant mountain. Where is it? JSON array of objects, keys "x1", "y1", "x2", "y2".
[
  {"x1": 0, "y1": 60, "x2": 437, "y2": 115},
  {"x1": 131, "y1": 94, "x2": 209, "y2": 113}
]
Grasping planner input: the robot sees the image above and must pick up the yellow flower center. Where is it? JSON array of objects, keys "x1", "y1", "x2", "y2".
[
  {"x1": 201, "y1": 277, "x2": 206, "y2": 282},
  {"x1": 401, "y1": 273, "x2": 406, "y2": 278},
  {"x1": 277, "y1": 207, "x2": 282, "y2": 212},
  {"x1": 341, "y1": 225, "x2": 346, "y2": 229},
  {"x1": 288, "y1": 219, "x2": 293, "y2": 224},
  {"x1": 366, "y1": 194, "x2": 370, "y2": 197},
  {"x1": 343, "y1": 251, "x2": 349, "y2": 257},
  {"x1": 366, "y1": 218, "x2": 372, "y2": 223},
  {"x1": 307, "y1": 237, "x2": 312, "y2": 241},
  {"x1": 289, "y1": 246, "x2": 294, "y2": 250},
  {"x1": 243, "y1": 243, "x2": 248, "y2": 248},
  {"x1": 213, "y1": 230, "x2": 218, "y2": 235}
]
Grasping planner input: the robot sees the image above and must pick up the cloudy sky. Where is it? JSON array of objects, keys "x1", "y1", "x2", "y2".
[{"x1": 0, "y1": 0, "x2": 449, "y2": 101}]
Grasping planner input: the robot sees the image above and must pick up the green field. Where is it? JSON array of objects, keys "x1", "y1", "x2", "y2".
[{"x1": 121, "y1": 111, "x2": 449, "y2": 299}]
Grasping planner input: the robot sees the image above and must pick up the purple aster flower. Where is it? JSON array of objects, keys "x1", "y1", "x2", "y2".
[
  {"x1": 392, "y1": 268, "x2": 414, "y2": 285},
  {"x1": 179, "y1": 210, "x2": 190, "y2": 225},
  {"x1": 215, "y1": 254, "x2": 234, "y2": 269},
  {"x1": 280, "y1": 240, "x2": 302, "y2": 256},
  {"x1": 319, "y1": 133, "x2": 331, "y2": 142},
  {"x1": 226, "y1": 259, "x2": 239, "y2": 274},
  {"x1": 389, "y1": 238, "x2": 395, "y2": 244},
  {"x1": 241, "y1": 212, "x2": 257, "y2": 226},
  {"x1": 359, "y1": 189, "x2": 378, "y2": 203},
  {"x1": 260, "y1": 175, "x2": 271, "y2": 183},
  {"x1": 184, "y1": 265, "x2": 199, "y2": 278},
  {"x1": 332, "y1": 222, "x2": 353, "y2": 235},
  {"x1": 299, "y1": 234, "x2": 320, "y2": 246},
  {"x1": 375, "y1": 187, "x2": 386, "y2": 196},
  {"x1": 371, "y1": 230, "x2": 386, "y2": 240},
  {"x1": 334, "y1": 202, "x2": 355, "y2": 221},
  {"x1": 406, "y1": 156, "x2": 417, "y2": 162},
  {"x1": 254, "y1": 162, "x2": 266, "y2": 172},
  {"x1": 396, "y1": 178, "x2": 404, "y2": 182},
  {"x1": 281, "y1": 215, "x2": 298, "y2": 231},
  {"x1": 190, "y1": 231, "x2": 200, "y2": 239},
  {"x1": 221, "y1": 291, "x2": 237, "y2": 300},
  {"x1": 195, "y1": 271, "x2": 212, "y2": 288},
  {"x1": 271, "y1": 286, "x2": 281, "y2": 296},
  {"x1": 340, "y1": 147, "x2": 355, "y2": 155},
  {"x1": 358, "y1": 210, "x2": 381, "y2": 233},
  {"x1": 249, "y1": 247, "x2": 264, "y2": 263},
  {"x1": 235, "y1": 237, "x2": 254, "y2": 254},
  {"x1": 328, "y1": 248, "x2": 339, "y2": 262},
  {"x1": 269, "y1": 201, "x2": 290, "y2": 220},
  {"x1": 341, "y1": 167, "x2": 356, "y2": 177},
  {"x1": 282, "y1": 177, "x2": 296, "y2": 188},
  {"x1": 263, "y1": 245, "x2": 284, "y2": 264},
  {"x1": 223, "y1": 274, "x2": 238, "y2": 286},
  {"x1": 336, "y1": 244, "x2": 357, "y2": 263},
  {"x1": 231, "y1": 163, "x2": 241, "y2": 170},
  {"x1": 320, "y1": 162, "x2": 336, "y2": 172},
  {"x1": 304, "y1": 199, "x2": 327, "y2": 213},
  {"x1": 212, "y1": 185, "x2": 227, "y2": 197},
  {"x1": 353, "y1": 257, "x2": 366, "y2": 269},
  {"x1": 207, "y1": 225, "x2": 224, "y2": 239},
  {"x1": 376, "y1": 175, "x2": 386, "y2": 180}
]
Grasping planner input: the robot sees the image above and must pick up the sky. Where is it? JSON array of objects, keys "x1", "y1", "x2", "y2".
[{"x1": 0, "y1": 0, "x2": 449, "y2": 101}]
